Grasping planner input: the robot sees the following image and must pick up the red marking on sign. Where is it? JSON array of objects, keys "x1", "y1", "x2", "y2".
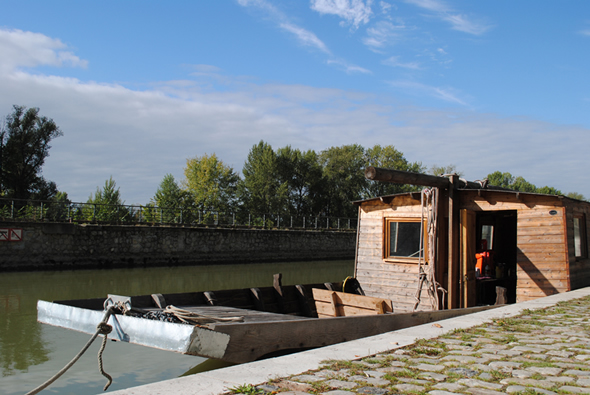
[
  {"x1": 0, "y1": 228, "x2": 22, "y2": 241},
  {"x1": 9, "y1": 229, "x2": 22, "y2": 241}
]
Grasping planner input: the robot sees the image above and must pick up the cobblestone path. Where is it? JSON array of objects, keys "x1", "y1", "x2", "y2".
[{"x1": 230, "y1": 295, "x2": 590, "y2": 395}]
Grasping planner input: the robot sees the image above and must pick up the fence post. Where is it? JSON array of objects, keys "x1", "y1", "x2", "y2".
[
  {"x1": 199, "y1": 210, "x2": 201, "y2": 225},
  {"x1": 233, "y1": 213, "x2": 235, "y2": 226},
  {"x1": 290, "y1": 216, "x2": 292, "y2": 228},
  {"x1": 248, "y1": 214, "x2": 251, "y2": 227},
  {"x1": 40, "y1": 202, "x2": 44, "y2": 220},
  {"x1": 93, "y1": 204, "x2": 96, "y2": 221},
  {"x1": 276, "y1": 214, "x2": 279, "y2": 228},
  {"x1": 315, "y1": 217, "x2": 317, "y2": 229},
  {"x1": 348, "y1": 218, "x2": 350, "y2": 229},
  {"x1": 326, "y1": 217, "x2": 329, "y2": 229},
  {"x1": 263, "y1": 214, "x2": 265, "y2": 229},
  {"x1": 11, "y1": 201, "x2": 14, "y2": 219},
  {"x1": 338, "y1": 218, "x2": 340, "y2": 229},
  {"x1": 160, "y1": 208, "x2": 163, "y2": 224},
  {"x1": 303, "y1": 216, "x2": 305, "y2": 229}
]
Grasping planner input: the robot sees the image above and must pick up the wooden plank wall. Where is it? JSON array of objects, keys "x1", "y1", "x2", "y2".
[
  {"x1": 460, "y1": 192, "x2": 570, "y2": 302},
  {"x1": 563, "y1": 199, "x2": 590, "y2": 291},
  {"x1": 355, "y1": 196, "x2": 433, "y2": 313}
]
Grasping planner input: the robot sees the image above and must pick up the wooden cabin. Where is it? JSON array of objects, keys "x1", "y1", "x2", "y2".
[{"x1": 353, "y1": 167, "x2": 590, "y2": 313}]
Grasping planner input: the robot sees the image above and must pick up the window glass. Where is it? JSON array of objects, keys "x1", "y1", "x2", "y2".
[
  {"x1": 387, "y1": 221, "x2": 422, "y2": 258},
  {"x1": 574, "y1": 215, "x2": 587, "y2": 258},
  {"x1": 481, "y1": 225, "x2": 494, "y2": 250}
]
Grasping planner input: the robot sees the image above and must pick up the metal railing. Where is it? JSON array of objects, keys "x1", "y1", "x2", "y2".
[{"x1": 0, "y1": 198, "x2": 357, "y2": 231}]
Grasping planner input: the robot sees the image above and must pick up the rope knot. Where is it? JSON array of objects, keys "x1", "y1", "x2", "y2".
[{"x1": 97, "y1": 322, "x2": 112, "y2": 335}]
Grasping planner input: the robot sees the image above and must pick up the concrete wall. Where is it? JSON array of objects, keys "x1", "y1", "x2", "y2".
[{"x1": 0, "y1": 222, "x2": 356, "y2": 271}]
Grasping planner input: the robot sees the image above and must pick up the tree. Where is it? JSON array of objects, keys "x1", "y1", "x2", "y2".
[
  {"x1": 150, "y1": 174, "x2": 191, "y2": 222},
  {"x1": 566, "y1": 192, "x2": 587, "y2": 201},
  {"x1": 85, "y1": 177, "x2": 129, "y2": 221},
  {"x1": 487, "y1": 171, "x2": 563, "y2": 196},
  {"x1": 275, "y1": 146, "x2": 323, "y2": 216},
  {"x1": 183, "y1": 153, "x2": 239, "y2": 213},
  {"x1": 319, "y1": 144, "x2": 366, "y2": 217},
  {"x1": 429, "y1": 164, "x2": 463, "y2": 177},
  {"x1": 239, "y1": 141, "x2": 287, "y2": 216},
  {"x1": 486, "y1": 171, "x2": 515, "y2": 189},
  {"x1": 0, "y1": 105, "x2": 63, "y2": 200},
  {"x1": 364, "y1": 145, "x2": 425, "y2": 198}
]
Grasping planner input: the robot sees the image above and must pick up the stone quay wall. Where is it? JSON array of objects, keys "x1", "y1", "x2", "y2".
[{"x1": 0, "y1": 221, "x2": 356, "y2": 271}]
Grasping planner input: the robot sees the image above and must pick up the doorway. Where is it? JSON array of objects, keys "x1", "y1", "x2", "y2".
[{"x1": 461, "y1": 210, "x2": 517, "y2": 306}]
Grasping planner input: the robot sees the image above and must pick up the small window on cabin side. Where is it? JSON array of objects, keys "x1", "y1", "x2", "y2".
[
  {"x1": 573, "y1": 215, "x2": 587, "y2": 258},
  {"x1": 384, "y1": 219, "x2": 424, "y2": 262}
]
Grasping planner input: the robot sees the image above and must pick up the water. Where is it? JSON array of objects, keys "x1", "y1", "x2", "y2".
[{"x1": 0, "y1": 260, "x2": 354, "y2": 394}]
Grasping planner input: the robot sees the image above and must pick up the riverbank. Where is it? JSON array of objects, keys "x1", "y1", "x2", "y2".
[
  {"x1": 108, "y1": 286, "x2": 590, "y2": 395},
  {"x1": 0, "y1": 221, "x2": 355, "y2": 271}
]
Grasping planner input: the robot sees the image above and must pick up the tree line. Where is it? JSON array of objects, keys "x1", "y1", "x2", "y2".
[{"x1": 1, "y1": 105, "x2": 586, "y2": 222}]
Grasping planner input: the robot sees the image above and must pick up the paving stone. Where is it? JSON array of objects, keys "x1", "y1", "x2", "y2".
[
  {"x1": 428, "y1": 391, "x2": 457, "y2": 395},
  {"x1": 548, "y1": 350, "x2": 575, "y2": 358},
  {"x1": 376, "y1": 366, "x2": 406, "y2": 374},
  {"x1": 448, "y1": 367, "x2": 478, "y2": 377},
  {"x1": 545, "y1": 376, "x2": 575, "y2": 383},
  {"x1": 505, "y1": 385, "x2": 557, "y2": 394},
  {"x1": 565, "y1": 369, "x2": 590, "y2": 377},
  {"x1": 511, "y1": 369, "x2": 534, "y2": 378},
  {"x1": 419, "y1": 372, "x2": 447, "y2": 381},
  {"x1": 280, "y1": 392, "x2": 312, "y2": 395},
  {"x1": 433, "y1": 382, "x2": 466, "y2": 391},
  {"x1": 464, "y1": 388, "x2": 505, "y2": 395},
  {"x1": 275, "y1": 380, "x2": 314, "y2": 392},
  {"x1": 577, "y1": 378, "x2": 590, "y2": 387},
  {"x1": 499, "y1": 378, "x2": 556, "y2": 389},
  {"x1": 324, "y1": 379, "x2": 357, "y2": 390},
  {"x1": 442, "y1": 355, "x2": 488, "y2": 363},
  {"x1": 559, "y1": 386, "x2": 590, "y2": 394},
  {"x1": 414, "y1": 363, "x2": 446, "y2": 372},
  {"x1": 478, "y1": 373, "x2": 493, "y2": 380},
  {"x1": 355, "y1": 387, "x2": 389, "y2": 395},
  {"x1": 393, "y1": 383, "x2": 424, "y2": 392},
  {"x1": 457, "y1": 378, "x2": 503, "y2": 390},
  {"x1": 397, "y1": 377, "x2": 430, "y2": 385},
  {"x1": 488, "y1": 361, "x2": 522, "y2": 371},
  {"x1": 527, "y1": 366, "x2": 562, "y2": 375},
  {"x1": 292, "y1": 374, "x2": 325, "y2": 383},
  {"x1": 321, "y1": 391, "x2": 355, "y2": 395}
]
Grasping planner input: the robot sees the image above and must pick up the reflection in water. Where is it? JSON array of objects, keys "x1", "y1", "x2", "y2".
[{"x1": 0, "y1": 260, "x2": 353, "y2": 393}]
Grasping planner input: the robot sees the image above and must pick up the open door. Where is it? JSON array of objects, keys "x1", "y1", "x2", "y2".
[{"x1": 460, "y1": 210, "x2": 476, "y2": 307}]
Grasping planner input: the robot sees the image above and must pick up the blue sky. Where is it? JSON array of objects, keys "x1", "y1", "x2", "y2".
[{"x1": 1, "y1": 0, "x2": 589, "y2": 204}]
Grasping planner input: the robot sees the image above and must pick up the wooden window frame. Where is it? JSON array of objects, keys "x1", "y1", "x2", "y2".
[
  {"x1": 573, "y1": 214, "x2": 588, "y2": 259},
  {"x1": 383, "y1": 217, "x2": 428, "y2": 264}
]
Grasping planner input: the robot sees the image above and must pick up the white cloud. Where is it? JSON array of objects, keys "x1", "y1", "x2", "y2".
[
  {"x1": 0, "y1": 29, "x2": 88, "y2": 72},
  {"x1": 363, "y1": 20, "x2": 406, "y2": 50},
  {"x1": 383, "y1": 56, "x2": 420, "y2": 69},
  {"x1": 280, "y1": 23, "x2": 331, "y2": 54},
  {"x1": 387, "y1": 79, "x2": 466, "y2": 105},
  {"x1": 580, "y1": 29, "x2": 590, "y2": 36},
  {"x1": 311, "y1": 0, "x2": 374, "y2": 30},
  {"x1": 327, "y1": 59, "x2": 372, "y2": 74},
  {"x1": 405, "y1": 0, "x2": 491, "y2": 35},
  {"x1": 1, "y1": 28, "x2": 588, "y2": 205}
]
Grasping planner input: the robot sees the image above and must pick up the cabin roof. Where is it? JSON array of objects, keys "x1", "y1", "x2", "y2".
[{"x1": 352, "y1": 189, "x2": 577, "y2": 206}]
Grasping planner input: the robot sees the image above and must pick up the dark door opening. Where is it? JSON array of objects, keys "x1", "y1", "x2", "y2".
[{"x1": 475, "y1": 210, "x2": 517, "y2": 305}]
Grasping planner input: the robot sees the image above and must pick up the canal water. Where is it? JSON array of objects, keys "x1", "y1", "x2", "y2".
[{"x1": 1, "y1": 260, "x2": 354, "y2": 394}]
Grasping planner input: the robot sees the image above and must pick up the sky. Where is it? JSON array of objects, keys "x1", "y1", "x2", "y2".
[{"x1": 0, "y1": 0, "x2": 589, "y2": 204}]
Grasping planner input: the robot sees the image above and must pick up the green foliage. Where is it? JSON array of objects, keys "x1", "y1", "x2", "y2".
[
  {"x1": 46, "y1": 191, "x2": 71, "y2": 221},
  {"x1": 276, "y1": 146, "x2": 324, "y2": 216},
  {"x1": 429, "y1": 163, "x2": 463, "y2": 177},
  {"x1": 486, "y1": 171, "x2": 563, "y2": 195},
  {"x1": 228, "y1": 384, "x2": 263, "y2": 394},
  {"x1": 85, "y1": 177, "x2": 129, "y2": 222},
  {"x1": 566, "y1": 192, "x2": 587, "y2": 201},
  {"x1": 151, "y1": 174, "x2": 192, "y2": 222},
  {"x1": 364, "y1": 144, "x2": 425, "y2": 198},
  {"x1": 184, "y1": 153, "x2": 239, "y2": 214},
  {"x1": 0, "y1": 105, "x2": 63, "y2": 200},
  {"x1": 239, "y1": 141, "x2": 287, "y2": 215},
  {"x1": 319, "y1": 144, "x2": 366, "y2": 217}
]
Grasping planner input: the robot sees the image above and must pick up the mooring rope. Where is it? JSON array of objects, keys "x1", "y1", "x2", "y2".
[
  {"x1": 413, "y1": 187, "x2": 447, "y2": 312},
  {"x1": 25, "y1": 307, "x2": 115, "y2": 395},
  {"x1": 164, "y1": 305, "x2": 244, "y2": 324}
]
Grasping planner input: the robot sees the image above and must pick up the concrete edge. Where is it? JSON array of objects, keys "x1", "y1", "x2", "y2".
[{"x1": 108, "y1": 286, "x2": 590, "y2": 395}]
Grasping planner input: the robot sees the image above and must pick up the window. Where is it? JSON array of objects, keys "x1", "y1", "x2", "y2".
[
  {"x1": 574, "y1": 215, "x2": 587, "y2": 258},
  {"x1": 480, "y1": 225, "x2": 494, "y2": 250},
  {"x1": 384, "y1": 218, "x2": 425, "y2": 263}
]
